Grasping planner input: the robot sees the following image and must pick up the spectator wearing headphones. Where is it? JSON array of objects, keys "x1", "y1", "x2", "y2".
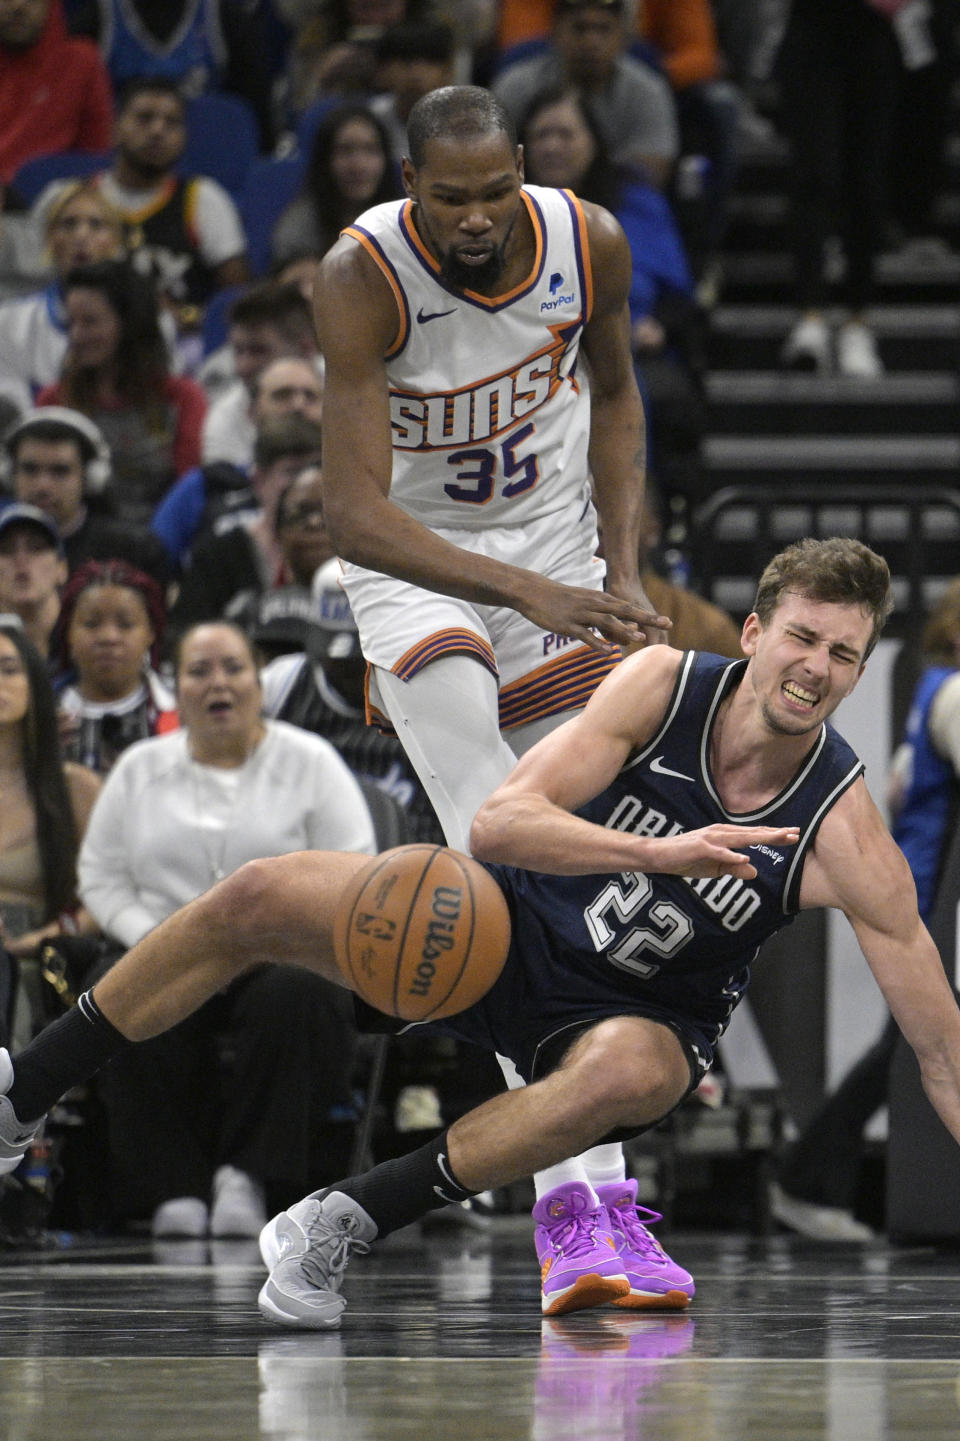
[{"x1": 1, "y1": 408, "x2": 171, "y2": 589}]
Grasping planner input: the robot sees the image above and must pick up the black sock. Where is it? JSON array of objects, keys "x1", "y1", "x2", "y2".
[
  {"x1": 326, "y1": 1130, "x2": 477, "y2": 1238},
  {"x1": 6, "y1": 990, "x2": 130, "y2": 1121}
]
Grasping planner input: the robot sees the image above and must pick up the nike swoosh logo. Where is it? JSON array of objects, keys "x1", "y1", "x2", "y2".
[
  {"x1": 417, "y1": 306, "x2": 456, "y2": 323},
  {"x1": 433, "y1": 1184, "x2": 462, "y2": 1204},
  {"x1": 649, "y1": 756, "x2": 696, "y2": 783}
]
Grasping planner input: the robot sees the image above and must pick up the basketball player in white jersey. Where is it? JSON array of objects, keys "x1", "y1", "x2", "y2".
[{"x1": 313, "y1": 85, "x2": 680, "y2": 1311}]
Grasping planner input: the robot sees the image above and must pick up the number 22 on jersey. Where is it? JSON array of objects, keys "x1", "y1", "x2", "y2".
[{"x1": 584, "y1": 872, "x2": 694, "y2": 980}]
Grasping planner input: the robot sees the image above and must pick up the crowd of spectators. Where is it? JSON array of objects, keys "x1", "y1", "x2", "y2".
[{"x1": 0, "y1": 0, "x2": 956, "y2": 1240}]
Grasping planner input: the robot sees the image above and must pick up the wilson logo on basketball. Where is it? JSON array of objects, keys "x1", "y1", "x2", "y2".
[
  {"x1": 408, "y1": 886, "x2": 462, "y2": 998},
  {"x1": 333, "y1": 844, "x2": 510, "y2": 1022}
]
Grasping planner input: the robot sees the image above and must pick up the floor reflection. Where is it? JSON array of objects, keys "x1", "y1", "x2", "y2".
[{"x1": 2, "y1": 1229, "x2": 960, "y2": 1439}]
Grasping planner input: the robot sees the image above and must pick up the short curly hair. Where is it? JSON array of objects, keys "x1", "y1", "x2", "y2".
[
  {"x1": 753, "y1": 537, "x2": 893, "y2": 659},
  {"x1": 407, "y1": 86, "x2": 516, "y2": 170}
]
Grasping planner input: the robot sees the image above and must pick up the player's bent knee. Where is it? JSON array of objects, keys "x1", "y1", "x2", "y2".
[
  {"x1": 201, "y1": 858, "x2": 290, "y2": 963},
  {"x1": 564, "y1": 1016, "x2": 692, "y2": 1129}
]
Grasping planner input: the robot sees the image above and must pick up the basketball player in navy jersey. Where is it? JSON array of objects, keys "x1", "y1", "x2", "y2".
[{"x1": 5, "y1": 538, "x2": 960, "y2": 1330}]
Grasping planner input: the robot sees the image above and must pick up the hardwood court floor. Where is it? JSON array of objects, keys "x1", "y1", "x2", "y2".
[{"x1": 1, "y1": 1218, "x2": 959, "y2": 1440}]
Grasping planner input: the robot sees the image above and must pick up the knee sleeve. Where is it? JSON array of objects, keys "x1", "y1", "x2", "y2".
[{"x1": 372, "y1": 657, "x2": 518, "y2": 853}]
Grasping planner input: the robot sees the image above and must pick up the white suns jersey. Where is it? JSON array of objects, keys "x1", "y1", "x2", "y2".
[{"x1": 343, "y1": 184, "x2": 595, "y2": 532}]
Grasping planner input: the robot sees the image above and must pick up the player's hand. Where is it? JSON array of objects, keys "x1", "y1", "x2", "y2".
[
  {"x1": 643, "y1": 825, "x2": 801, "y2": 880},
  {"x1": 516, "y1": 575, "x2": 671, "y2": 655},
  {"x1": 604, "y1": 576, "x2": 671, "y2": 649}
]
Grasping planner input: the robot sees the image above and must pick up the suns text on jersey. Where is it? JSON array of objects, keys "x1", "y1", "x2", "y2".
[{"x1": 389, "y1": 341, "x2": 571, "y2": 451}]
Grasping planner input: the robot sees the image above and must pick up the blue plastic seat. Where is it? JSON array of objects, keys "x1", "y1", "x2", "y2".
[
  {"x1": 238, "y1": 155, "x2": 306, "y2": 276},
  {"x1": 10, "y1": 150, "x2": 110, "y2": 207},
  {"x1": 200, "y1": 282, "x2": 248, "y2": 355},
  {"x1": 182, "y1": 92, "x2": 261, "y2": 198}
]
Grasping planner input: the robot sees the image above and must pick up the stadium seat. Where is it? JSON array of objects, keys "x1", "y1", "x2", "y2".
[
  {"x1": 237, "y1": 155, "x2": 306, "y2": 276},
  {"x1": 201, "y1": 283, "x2": 247, "y2": 356},
  {"x1": 9, "y1": 150, "x2": 110, "y2": 207},
  {"x1": 182, "y1": 92, "x2": 261, "y2": 198}
]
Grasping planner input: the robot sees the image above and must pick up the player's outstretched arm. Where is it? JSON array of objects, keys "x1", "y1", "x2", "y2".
[
  {"x1": 579, "y1": 202, "x2": 663, "y2": 644},
  {"x1": 315, "y1": 238, "x2": 669, "y2": 655},
  {"x1": 803, "y1": 781, "x2": 960, "y2": 1146},
  {"x1": 471, "y1": 647, "x2": 799, "y2": 876}
]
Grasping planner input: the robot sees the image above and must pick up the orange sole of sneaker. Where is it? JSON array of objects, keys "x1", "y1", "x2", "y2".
[
  {"x1": 543, "y1": 1274, "x2": 630, "y2": 1316},
  {"x1": 611, "y1": 1288, "x2": 692, "y2": 1311}
]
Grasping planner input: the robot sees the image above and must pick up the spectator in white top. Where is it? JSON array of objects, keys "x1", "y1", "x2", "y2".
[
  {"x1": 0, "y1": 180, "x2": 125, "y2": 415},
  {"x1": 34, "y1": 77, "x2": 249, "y2": 346},
  {"x1": 78, "y1": 619, "x2": 375, "y2": 1237}
]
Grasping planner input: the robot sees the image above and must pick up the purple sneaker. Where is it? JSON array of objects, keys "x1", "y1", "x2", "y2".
[
  {"x1": 596, "y1": 1180, "x2": 694, "y2": 1310},
  {"x1": 532, "y1": 1181, "x2": 629, "y2": 1316},
  {"x1": 536, "y1": 1315, "x2": 696, "y2": 1423}
]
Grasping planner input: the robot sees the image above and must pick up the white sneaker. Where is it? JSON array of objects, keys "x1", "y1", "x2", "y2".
[
  {"x1": 151, "y1": 1196, "x2": 209, "y2": 1238},
  {"x1": 210, "y1": 1164, "x2": 267, "y2": 1238},
  {"x1": 0, "y1": 1048, "x2": 42, "y2": 1176},
  {"x1": 781, "y1": 315, "x2": 832, "y2": 372},
  {"x1": 836, "y1": 320, "x2": 883, "y2": 379},
  {"x1": 258, "y1": 1191, "x2": 377, "y2": 1329},
  {"x1": 770, "y1": 1182, "x2": 876, "y2": 1242}
]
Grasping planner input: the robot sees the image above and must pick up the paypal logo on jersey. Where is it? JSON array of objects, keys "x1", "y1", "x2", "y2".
[{"x1": 541, "y1": 269, "x2": 575, "y2": 312}]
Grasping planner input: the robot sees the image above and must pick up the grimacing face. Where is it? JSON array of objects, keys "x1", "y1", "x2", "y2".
[{"x1": 741, "y1": 592, "x2": 872, "y2": 739}]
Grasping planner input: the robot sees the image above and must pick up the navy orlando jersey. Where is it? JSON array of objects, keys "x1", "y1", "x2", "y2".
[{"x1": 458, "y1": 651, "x2": 864, "y2": 1078}]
